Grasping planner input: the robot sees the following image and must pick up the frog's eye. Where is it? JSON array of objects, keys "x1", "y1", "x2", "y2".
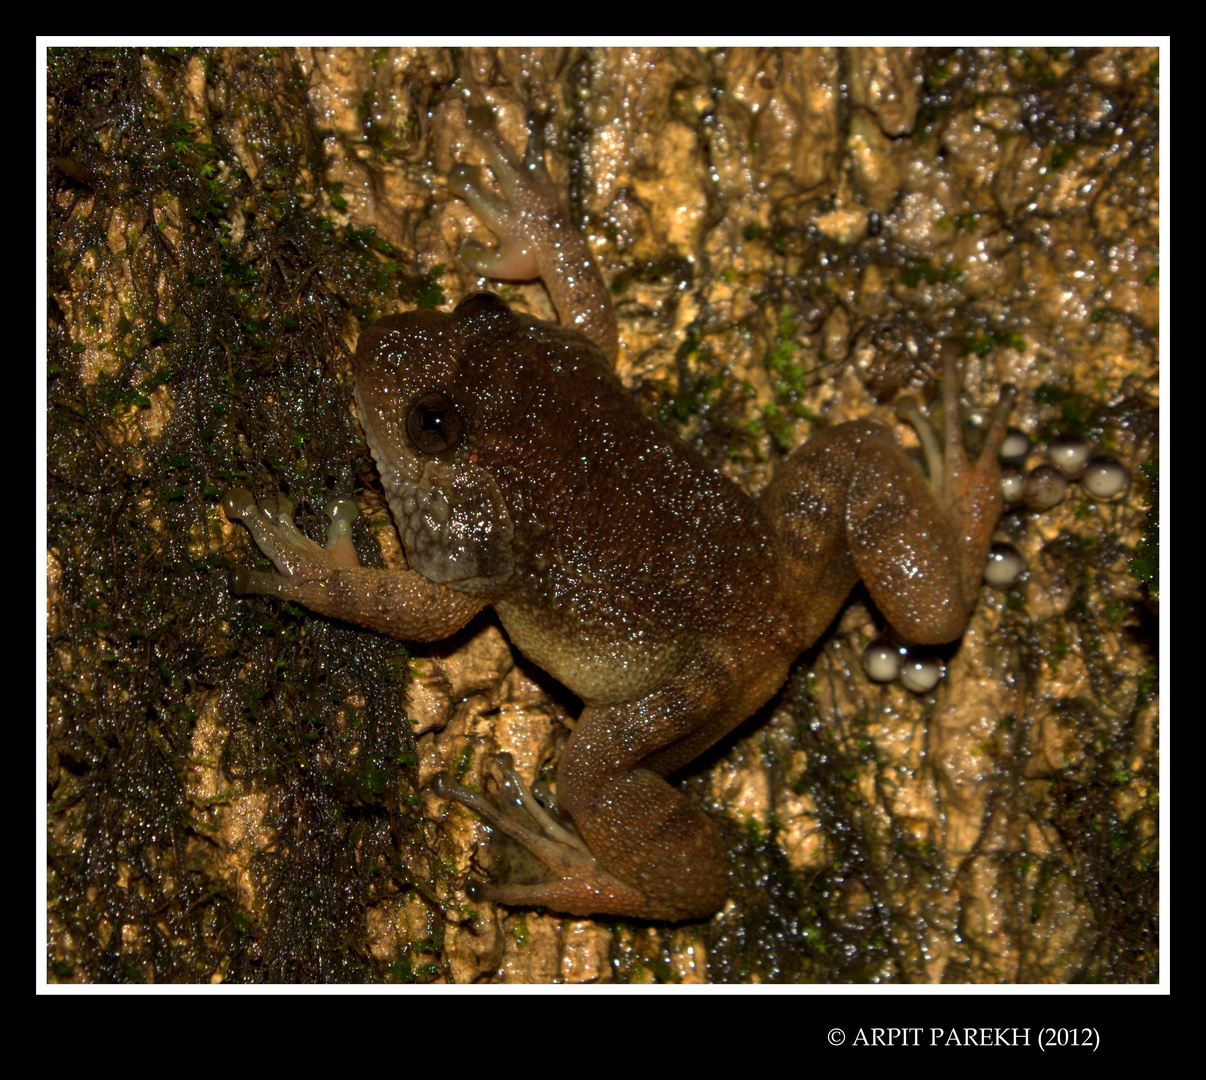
[{"x1": 407, "y1": 390, "x2": 467, "y2": 455}]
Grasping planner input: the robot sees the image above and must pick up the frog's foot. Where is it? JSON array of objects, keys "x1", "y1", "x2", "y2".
[
  {"x1": 448, "y1": 107, "x2": 618, "y2": 362},
  {"x1": 896, "y1": 353, "x2": 1017, "y2": 609},
  {"x1": 437, "y1": 753, "x2": 658, "y2": 919},
  {"x1": 224, "y1": 487, "x2": 362, "y2": 593}
]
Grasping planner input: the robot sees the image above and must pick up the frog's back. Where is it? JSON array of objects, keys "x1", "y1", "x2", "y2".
[{"x1": 471, "y1": 312, "x2": 786, "y2": 705}]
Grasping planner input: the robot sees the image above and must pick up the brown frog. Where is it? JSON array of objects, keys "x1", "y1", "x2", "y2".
[{"x1": 224, "y1": 115, "x2": 1014, "y2": 921}]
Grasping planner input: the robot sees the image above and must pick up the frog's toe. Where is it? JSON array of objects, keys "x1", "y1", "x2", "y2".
[
  {"x1": 224, "y1": 486, "x2": 366, "y2": 589},
  {"x1": 437, "y1": 756, "x2": 634, "y2": 914},
  {"x1": 322, "y1": 496, "x2": 360, "y2": 567}
]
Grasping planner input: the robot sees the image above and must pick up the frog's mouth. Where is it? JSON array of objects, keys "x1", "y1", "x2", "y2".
[{"x1": 356, "y1": 396, "x2": 516, "y2": 596}]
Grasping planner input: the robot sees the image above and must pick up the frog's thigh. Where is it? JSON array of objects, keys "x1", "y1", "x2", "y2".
[
  {"x1": 770, "y1": 420, "x2": 969, "y2": 645},
  {"x1": 842, "y1": 428, "x2": 970, "y2": 643}
]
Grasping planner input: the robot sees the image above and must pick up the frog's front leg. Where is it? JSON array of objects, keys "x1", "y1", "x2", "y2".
[{"x1": 223, "y1": 488, "x2": 487, "y2": 641}]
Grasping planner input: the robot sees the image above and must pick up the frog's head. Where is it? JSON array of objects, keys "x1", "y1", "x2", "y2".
[{"x1": 354, "y1": 293, "x2": 617, "y2": 597}]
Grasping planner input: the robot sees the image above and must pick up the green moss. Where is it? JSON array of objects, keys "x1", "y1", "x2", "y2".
[
  {"x1": 899, "y1": 259, "x2": 965, "y2": 288},
  {"x1": 1048, "y1": 142, "x2": 1079, "y2": 171},
  {"x1": 962, "y1": 327, "x2": 1026, "y2": 356},
  {"x1": 1032, "y1": 382, "x2": 1101, "y2": 437},
  {"x1": 1127, "y1": 458, "x2": 1159, "y2": 599},
  {"x1": 46, "y1": 46, "x2": 441, "y2": 985}
]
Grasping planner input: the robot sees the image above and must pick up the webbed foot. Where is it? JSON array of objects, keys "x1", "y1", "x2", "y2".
[
  {"x1": 436, "y1": 753, "x2": 667, "y2": 918},
  {"x1": 895, "y1": 352, "x2": 1017, "y2": 606}
]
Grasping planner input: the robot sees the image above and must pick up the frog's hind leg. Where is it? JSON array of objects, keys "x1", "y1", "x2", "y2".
[
  {"x1": 895, "y1": 352, "x2": 1017, "y2": 623},
  {"x1": 437, "y1": 752, "x2": 695, "y2": 921},
  {"x1": 447, "y1": 104, "x2": 618, "y2": 362},
  {"x1": 439, "y1": 704, "x2": 730, "y2": 922},
  {"x1": 761, "y1": 355, "x2": 1015, "y2": 648}
]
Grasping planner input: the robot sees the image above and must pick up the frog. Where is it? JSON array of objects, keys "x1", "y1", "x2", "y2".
[{"x1": 224, "y1": 110, "x2": 1015, "y2": 922}]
